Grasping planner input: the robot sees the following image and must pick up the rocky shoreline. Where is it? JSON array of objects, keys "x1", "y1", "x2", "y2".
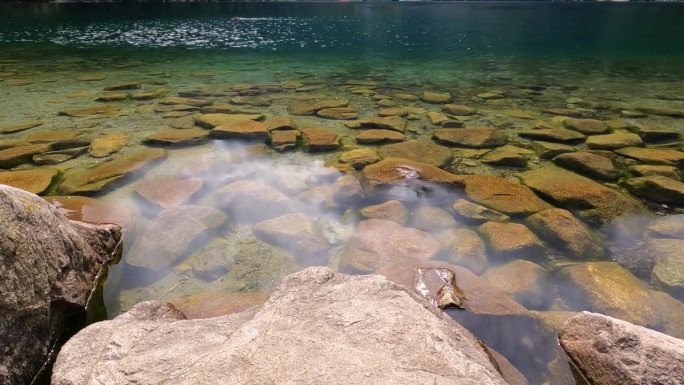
[{"x1": 1, "y1": 51, "x2": 683, "y2": 384}]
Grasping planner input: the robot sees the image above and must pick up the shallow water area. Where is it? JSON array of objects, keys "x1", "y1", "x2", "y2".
[{"x1": 1, "y1": 3, "x2": 684, "y2": 384}]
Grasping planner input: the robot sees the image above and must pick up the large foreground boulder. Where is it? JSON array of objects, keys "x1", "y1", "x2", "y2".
[
  {"x1": 559, "y1": 312, "x2": 684, "y2": 385},
  {"x1": 52, "y1": 267, "x2": 508, "y2": 385},
  {"x1": 0, "y1": 185, "x2": 121, "y2": 385}
]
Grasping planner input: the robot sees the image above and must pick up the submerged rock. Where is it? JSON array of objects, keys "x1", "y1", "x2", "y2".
[
  {"x1": 559, "y1": 312, "x2": 684, "y2": 385},
  {"x1": 0, "y1": 186, "x2": 121, "y2": 385},
  {"x1": 557, "y1": 261, "x2": 683, "y2": 335},
  {"x1": 59, "y1": 148, "x2": 166, "y2": 195},
  {"x1": 346, "y1": 116, "x2": 406, "y2": 132},
  {"x1": 615, "y1": 147, "x2": 684, "y2": 166},
  {"x1": 356, "y1": 129, "x2": 406, "y2": 144},
  {"x1": 0, "y1": 168, "x2": 58, "y2": 195},
  {"x1": 362, "y1": 157, "x2": 461, "y2": 188},
  {"x1": 52, "y1": 268, "x2": 508, "y2": 385},
  {"x1": 338, "y1": 148, "x2": 379, "y2": 169},
  {"x1": 433, "y1": 127, "x2": 506, "y2": 148},
  {"x1": 378, "y1": 140, "x2": 452, "y2": 167},
  {"x1": 649, "y1": 238, "x2": 684, "y2": 299},
  {"x1": 439, "y1": 228, "x2": 489, "y2": 274},
  {"x1": 553, "y1": 151, "x2": 619, "y2": 180},
  {"x1": 0, "y1": 143, "x2": 51, "y2": 168},
  {"x1": 586, "y1": 133, "x2": 643, "y2": 150},
  {"x1": 563, "y1": 118, "x2": 608, "y2": 134},
  {"x1": 88, "y1": 133, "x2": 129, "y2": 158},
  {"x1": 518, "y1": 128, "x2": 585, "y2": 143},
  {"x1": 478, "y1": 221, "x2": 545, "y2": 259},
  {"x1": 457, "y1": 175, "x2": 551, "y2": 216},
  {"x1": 526, "y1": 208, "x2": 603, "y2": 259},
  {"x1": 481, "y1": 259, "x2": 551, "y2": 309},
  {"x1": 343, "y1": 219, "x2": 441, "y2": 272},
  {"x1": 59, "y1": 105, "x2": 119, "y2": 118},
  {"x1": 125, "y1": 205, "x2": 227, "y2": 271},
  {"x1": 216, "y1": 180, "x2": 291, "y2": 222},
  {"x1": 300, "y1": 127, "x2": 340, "y2": 151},
  {"x1": 133, "y1": 176, "x2": 203, "y2": 209},
  {"x1": 288, "y1": 99, "x2": 348, "y2": 115},
  {"x1": 210, "y1": 120, "x2": 270, "y2": 140},
  {"x1": 0, "y1": 120, "x2": 42, "y2": 134},
  {"x1": 359, "y1": 199, "x2": 408, "y2": 225},
  {"x1": 452, "y1": 198, "x2": 510, "y2": 224},
  {"x1": 420, "y1": 91, "x2": 451, "y2": 103},
  {"x1": 254, "y1": 213, "x2": 330, "y2": 257},
  {"x1": 145, "y1": 128, "x2": 209, "y2": 146},
  {"x1": 625, "y1": 176, "x2": 684, "y2": 206},
  {"x1": 518, "y1": 166, "x2": 645, "y2": 225}
]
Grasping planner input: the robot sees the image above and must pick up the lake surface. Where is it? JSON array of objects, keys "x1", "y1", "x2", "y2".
[{"x1": 1, "y1": 3, "x2": 683, "y2": 385}]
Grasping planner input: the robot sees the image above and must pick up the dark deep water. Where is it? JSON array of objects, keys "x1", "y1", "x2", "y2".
[{"x1": 0, "y1": 3, "x2": 683, "y2": 385}]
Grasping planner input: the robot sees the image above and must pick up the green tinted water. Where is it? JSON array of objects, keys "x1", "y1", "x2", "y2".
[{"x1": 1, "y1": 3, "x2": 683, "y2": 385}]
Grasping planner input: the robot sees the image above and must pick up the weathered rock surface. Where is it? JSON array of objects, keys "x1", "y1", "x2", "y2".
[
  {"x1": 559, "y1": 312, "x2": 684, "y2": 385},
  {"x1": 59, "y1": 148, "x2": 166, "y2": 195},
  {"x1": 526, "y1": 208, "x2": 603, "y2": 259},
  {"x1": 52, "y1": 268, "x2": 508, "y2": 385},
  {"x1": 125, "y1": 205, "x2": 226, "y2": 270},
  {"x1": 343, "y1": 219, "x2": 441, "y2": 272},
  {"x1": 0, "y1": 186, "x2": 121, "y2": 385},
  {"x1": 0, "y1": 120, "x2": 42, "y2": 134},
  {"x1": 270, "y1": 129, "x2": 299, "y2": 152},
  {"x1": 518, "y1": 166, "x2": 645, "y2": 225}
]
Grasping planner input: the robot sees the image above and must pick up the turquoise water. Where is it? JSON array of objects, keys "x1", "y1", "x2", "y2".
[{"x1": 1, "y1": 3, "x2": 683, "y2": 385}]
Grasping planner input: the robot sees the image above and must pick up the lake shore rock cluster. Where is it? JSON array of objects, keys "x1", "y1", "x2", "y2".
[{"x1": 1, "y1": 69, "x2": 683, "y2": 384}]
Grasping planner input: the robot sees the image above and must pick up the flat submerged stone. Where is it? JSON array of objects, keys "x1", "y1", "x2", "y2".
[{"x1": 59, "y1": 148, "x2": 167, "y2": 195}]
